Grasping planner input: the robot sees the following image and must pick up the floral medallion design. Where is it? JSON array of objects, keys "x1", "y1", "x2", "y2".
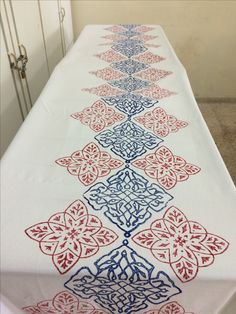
[
  {"x1": 104, "y1": 25, "x2": 126, "y2": 33},
  {"x1": 132, "y1": 206, "x2": 229, "y2": 282},
  {"x1": 55, "y1": 142, "x2": 123, "y2": 186},
  {"x1": 134, "y1": 107, "x2": 188, "y2": 137},
  {"x1": 84, "y1": 167, "x2": 173, "y2": 236},
  {"x1": 135, "y1": 85, "x2": 176, "y2": 100},
  {"x1": 143, "y1": 301, "x2": 194, "y2": 314},
  {"x1": 134, "y1": 34, "x2": 158, "y2": 42},
  {"x1": 22, "y1": 291, "x2": 109, "y2": 314},
  {"x1": 133, "y1": 52, "x2": 165, "y2": 64},
  {"x1": 112, "y1": 38, "x2": 148, "y2": 57},
  {"x1": 25, "y1": 200, "x2": 118, "y2": 274},
  {"x1": 132, "y1": 146, "x2": 200, "y2": 189},
  {"x1": 82, "y1": 84, "x2": 123, "y2": 97},
  {"x1": 65, "y1": 240, "x2": 181, "y2": 313},
  {"x1": 102, "y1": 33, "x2": 126, "y2": 42},
  {"x1": 103, "y1": 93, "x2": 158, "y2": 117},
  {"x1": 95, "y1": 50, "x2": 126, "y2": 63},
  {"x1": 134, "y1": 68, "x2": 172, "y2": 82},
  {"x1": 95, "y1": 120, "x2": 162, "y2": 161},
  {"x1": 71, "y1": 100, "x2": 125, "y2": 132},
  {"x1": 90, "y1": 67, "x2": 126, "y2": 81}
]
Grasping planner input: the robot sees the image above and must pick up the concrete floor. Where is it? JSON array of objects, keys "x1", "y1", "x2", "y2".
[{"x1": 198, "y1": 102, "x2": 236, "y2": 185}]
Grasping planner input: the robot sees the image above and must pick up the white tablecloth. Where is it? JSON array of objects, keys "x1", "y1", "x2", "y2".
[{"x1": 1, "y1": 25, "x2": 236, "y2": 314}]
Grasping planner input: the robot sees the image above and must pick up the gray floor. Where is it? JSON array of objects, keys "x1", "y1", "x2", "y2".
[{"x1": 198, "y1": 102, "x2": 236, "y2": 185}]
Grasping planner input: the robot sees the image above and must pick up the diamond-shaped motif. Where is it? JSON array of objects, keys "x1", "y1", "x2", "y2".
[
  {"x1": 90, "y1": 67, "x2": 126, "y2": 80},
  {"x1": 109, "y1": 76, "x2": 150, "y2": 92},
  {"x1": 65, "y1": 241, "x2": 181, "y2": 313},
  {"x1": 112, "y1": 39, "x2": 147, "y2": 57},
  {"x1": 95, "y1": 120, "x2": 162, "y2": 161},
  {"x1": 95, "y1": 50, "x2": 126, "y2": 63},
  {"x1": 82, "y1": 84, "x2": 123, "y2": 97},
  {"x1": 133, "y1": 52, "x2": 165, "y2": 64},
  {"x1": 134, "y1": 68, "x2": 172, "y2": 82},
  {"x1": 119, "y1": 30, "x2": 140, "y2": 37},
  {"x1": 135, "y1": 85, "x2": 176, "y2": 100},
  {"x1": 84, "y1": 167, "x2": 172, "y2": 234},
  {"x1": 103, "y1": 93, "x2": 158, "y2": 116},
  {"x1": 102, "y1": 34, "x2": 126, "y2": 42},
  {"x1": 112, "y1": 59, "x2": 149, "y2": 75},
  {"x1": 104, "y1": 25, "x2": 126, "y2": 33},
  {"x1": 120, "y1": 24, "x2": 138, "y2": 30}
]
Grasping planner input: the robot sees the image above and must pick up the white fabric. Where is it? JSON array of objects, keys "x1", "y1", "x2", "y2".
[{"x1": 1, "y1": 25, "x2": 236, "y2": 314}]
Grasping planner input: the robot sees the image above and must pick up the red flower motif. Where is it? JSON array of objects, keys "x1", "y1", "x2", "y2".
[
  {"x1": 132, "y1": 206, "x2": 229, "y2": 282},
  {"x1": 135, "y1": 85, "x2": 176, "y2": 100},
  {"x1": 143, "y1": 301, "x2": 194, "y2": 314},
  {"x1": 132, "y1": 146, "x2": 200, "y2": 190},
  {"x1": 71, "y1": 100, "x2": 125, "y2": 132},
  {"x1": 134, "y1": 69, "x2": 172, "y2": 82},
  {"x1": 95, "y1": 50, "x2": 126, "y2": 63},
  {"x1": 56, "y1": 142, "x2": 123, "y2": 186},
  {"x1": 104, "y1": 25, "x2": 126, "y2": 33},
  {"x1": 90, "y1": 68, "x2": 126, "y2": 81},
  {"x1": 22, "y1": 290, "x2": 109, "y2": 313},
  {"x1": 133, "y1": 52, "x2": 165, "y2": 64},
  {"x1": 134, "y1": 107, "x2": 188, "y2": 137},
  {"x1": 82, "y1": 84, "x2": 123, "y2": 97},
  {"x1": 25, "y1": 200, "x2": 118, "y2": 274},
  {"x1": 134, "y1": 26, "x2": 155, "y2": 33},
  {"x1": 134, "y1": 35, "x2": 158, "y2": 42}
]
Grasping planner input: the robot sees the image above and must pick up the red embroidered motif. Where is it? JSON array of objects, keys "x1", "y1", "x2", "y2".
[
  {"x1": 143, "y1": 301, "x2": 194, "y2": 314},
  {"x1": 104, "y1": 25, "x2": 126, "y2": 33},
  {"x1": 95, "y1": 50, "x2": 126, "y2": 63},
  {"x1": 133, "y1": 52, "x2": 165, "y2": 64},
  {"x1": 102, "y1": 34, "x2": 126, "y2": 42},
  {"x1": 22, "y1": 290, "x2": 109, "y2": 313},
  {"x1": 71, "y1": 100, "x2": 125, "y2": 132},
  {"x1": 135, "y1": 26, "x2": 155, "y2": 33},
  {"x1": 56, "y1": 142, "x2": 123, "y2": 186},
  {"x1": 25, "y1": 200, "x2": 118, "y2": 274},
  {"x1": 135, "y1": 85, "x2": 176, "y2": 100},
  {"x1": 134, "y1": 69, "x2": 172, "y2": 82},
  {"x1": 132, "y1": 146, "x2": 200, "y2": 190},
  {"x1": 90, "y1": 67, "x2": 126, "y2": 81},
  {"x1": 82, "y1": 84, "x2": 123, "y2": 97},
  {"x1": 132, "y1": 206, "x2": 229, "y2": 283},
  {"x1": 134, "y1": 35, "x2": 158, "y2": 42},
  {"x1": 134, "y1": 107, "x2": 188, "y2": 137}
]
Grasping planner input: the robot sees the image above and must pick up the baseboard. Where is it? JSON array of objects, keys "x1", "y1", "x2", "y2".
[{"x1": 196, "y1": 97, "x2": 236, "y2": 103}]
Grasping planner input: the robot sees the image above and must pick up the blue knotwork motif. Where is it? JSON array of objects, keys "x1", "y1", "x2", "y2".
[
  {"x1": 103, "y1": 93, "x2": 158, "y2": 117},
  {"x1": 84, "y1": 167, "x2": 173, "y2": 235},
  {"x1": 95, "y1": 120, "x2": 162, "y2": 161},
  {"x1": 119, "y1": 30, "x2": 140, "y2": 37},
  {"x1": 120, "y1": 24, "x2": 139, "y2": 30},
  {"x1": 112, "y1": 59, "x2": 149, "y2": 75},
  {"x1": 112, "y1": 39, "x2": 147, "y2": 57},
  {"x1": 109, "y1": 76, "x2": 150, "y2": 92},
  {"x1": 64, "y1": 241, "x2": 181, "y2": 314}
]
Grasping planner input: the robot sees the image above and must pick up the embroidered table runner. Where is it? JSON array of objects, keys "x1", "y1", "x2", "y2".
[{"x1": 1, "y1": 25, "x2": 236, "y2": 314}]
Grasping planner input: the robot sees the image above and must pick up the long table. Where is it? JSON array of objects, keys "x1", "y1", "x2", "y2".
[{"x1": 1, "y1": 24, "x2": 236, "y2": 314}]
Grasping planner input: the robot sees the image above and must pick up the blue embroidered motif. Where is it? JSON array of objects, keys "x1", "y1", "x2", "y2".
[
  {"x1": 64, "y1": 241, "x2": 181, "y2": 314},
  {"x1": 112, "y1": 39, "x2": 147, "y2": 57},
  {"x1": 112, "y1": 59, "x2": 149, "y2": 75},
  {"x1": 84, "y1": 167, "x2": 172, "y2": 235},
  {"x1": 109, "y1": 76, "x2": 150, "y2": 92},
  {"x1": 103, "y1": 93, "x2": 158, "y2": 117},
  {"x1": 119, "y1": 30, "x2": 140, "y2": 37},
  {"x1": 95, "y1": 120, "x2": 162, "y2": 161}
]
